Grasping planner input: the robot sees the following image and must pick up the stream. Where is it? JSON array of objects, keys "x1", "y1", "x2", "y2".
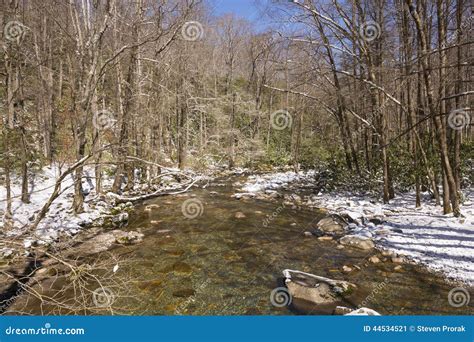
[{"x1": 5, "y1": 178, "x2": 474, "y2": 315}]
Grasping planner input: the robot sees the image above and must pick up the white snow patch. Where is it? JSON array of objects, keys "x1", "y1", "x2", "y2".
[
  {"x1": 310, "y1": 190, "x2": 474, "y2": 286},
  {"x1": 241, "y1": 170, "x2": 316, "y2": 193},
  {"x1": 0, "y1": 164, "x2": 104, "y2": 244}
]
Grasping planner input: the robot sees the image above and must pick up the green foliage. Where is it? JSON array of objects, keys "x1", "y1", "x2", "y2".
[
  {"x1": 261, "y1": 147, "x2": 291, "y2": 167},
  {"x1": 298, "y1": 138, "x2": 335, "y2": 169}
]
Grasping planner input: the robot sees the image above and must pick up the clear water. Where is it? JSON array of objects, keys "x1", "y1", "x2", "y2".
[{"x1": 7, "y1": 180, "x2": 474, "y2": 315}]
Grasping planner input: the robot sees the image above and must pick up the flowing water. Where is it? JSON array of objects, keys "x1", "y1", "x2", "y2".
[{"x1": 6, "y1": 179, "x2": 474, "y2": 315}]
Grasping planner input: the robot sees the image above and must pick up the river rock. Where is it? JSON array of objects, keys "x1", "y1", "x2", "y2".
[
  {"x1": 138, "y1": 279, "x2": 163, "y2": 291},
  {"x1": 391, "y1": 257, "x2": 404, "y2": 264},
  {"x1": 345, "y1": 307, "x2": 381, "y2": 316},
  {"x1": 318, "y1": 236, "x2": 333, "y2": 241},
  {"x1": 316, "y1": 216, "x2": 347, "y2": 235},
  {"x1": 103, "y1": 212, "x2": 129, "y2": 228},
  {"x1": 368, "y1": 256, "x2": 381, "y2": 264},
  {"x1": 156, "y1": 229, "x2": 172, "y2": 234},
  {"x1": 339, "y1": 235, "x2": 375, "y2": 250},
  {"x1": 74, "y1": 229, "x2": 141, "y2": 254},
  {"x1": 282, "y1": 269, "x2": 356, "y2": 312},
  {"x1": 375, "y1": 228, "x2": 391, "y2": 236},
  {"x1": 232, "y1": 193, "x2": 256, "y2": 200},
  {"x1": 114, "y1": 231, "x2": 144, "y2": 245},
  {"x1": 172, "y1": 288, "x2": 195, "y2": 298},
  {"x1": 381, "y1": 249, "x2": 396, "y2": 257},
  {"x1": 333, "y1": 306, "x2": 353, "y2": 315},
  {"x1": 171, "y1": 261, "x2": 192, "y2": 274},
  {"x1": 342, "y1": 265, "x2": 352, "y2": 273},
  {"x1": 145, "y1": 204, "x2": 160, "y2": 211},
  {"x1": 285, "y1": 194, "x2": 302, "y2": 204},
  {"x1": 235, "y1": 212, "x2": 246, "y2": 219}
]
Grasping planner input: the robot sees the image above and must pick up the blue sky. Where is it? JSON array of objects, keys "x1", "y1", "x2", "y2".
[{"x1": 210, "y1": 0, "x2": 271, "y2": 25}]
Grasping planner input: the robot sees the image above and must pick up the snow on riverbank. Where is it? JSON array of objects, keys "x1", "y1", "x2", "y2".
[
  {"x1": 310, "y1": 191, "x2": 474, "y2": 286},
  {"x1": 239, "y1": 171, "x2": 474, "y2": 286},
  {"x1": 242, "y1": 170, "x2": 316, "y2": 192},
  {"x1": 0, "y1": 165, "x2": 105, "y2": 245}
]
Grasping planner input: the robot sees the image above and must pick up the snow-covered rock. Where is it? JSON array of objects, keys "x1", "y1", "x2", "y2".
[{"x1": 345, "y1": 307, "x2": 381, "y2": 316}]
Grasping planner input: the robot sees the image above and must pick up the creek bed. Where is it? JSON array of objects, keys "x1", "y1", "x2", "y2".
[{"x1": 4, "y1": 180, "x2": 473, "y2": 315}]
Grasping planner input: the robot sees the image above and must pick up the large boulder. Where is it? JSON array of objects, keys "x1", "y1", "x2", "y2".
[
  {"x1": 282, "y1": 269, "x2": 357, "y2": 314},
  {"x1": 339, "y1": 235, "x2": 375, "y2": 250}
]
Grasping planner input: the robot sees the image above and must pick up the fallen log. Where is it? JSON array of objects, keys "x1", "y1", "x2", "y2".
[{"x1": 106, "y1": 178, "x2": 200, "y2": 204}]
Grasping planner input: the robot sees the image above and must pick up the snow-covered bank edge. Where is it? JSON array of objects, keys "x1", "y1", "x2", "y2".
[
  {"x1": 0, "y1": 164, "x2": 209, "y2": 259},
  {"x1": 235, "y1": 171, "x2": 474, "y2": 286}
]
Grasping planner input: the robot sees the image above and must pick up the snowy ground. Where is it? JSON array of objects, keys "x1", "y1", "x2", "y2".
[
  {"x1": 239, "y1": 171, "x2": 474, "y2": 286},
  {"x1": 241, "y1": 171, "x2": 316, "y2": 192},
  {"x1": 0, "y1": 165, "x2": 107, "y2": 245}
]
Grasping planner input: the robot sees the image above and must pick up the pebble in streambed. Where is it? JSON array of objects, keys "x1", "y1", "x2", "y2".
[
  {"x1": 138, "y1": 279, "x2": 163, "y2": 291},
  {"x1": 158, "y1": 261, "x2": 193, "y2": 275},
  {"x1": 172, "y1": 288, "x2": 196, "y2": 298}
]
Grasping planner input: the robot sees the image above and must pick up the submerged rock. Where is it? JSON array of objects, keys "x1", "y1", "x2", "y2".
[
  {"x1": 235, "y1": 212, "x2": 246, "y2": 219},
  {"x1": 73, "y1": 229, "x2": 142, "y2": 255},
  {"x1": 160, "y1": 261, "x2": 193, "y2": 275},
  {"x1": 144, "y1": 204, "x2": 160, "y2": 211},
  {"x1": 172, "y1": 288, "x2": 196, "y2": 298},
  {"x1": 339, "y1": 235, "x2": 375, "y2": 250},
  {"x1": 138, "y1": 279, "x2": 163, "y2": 291}
]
